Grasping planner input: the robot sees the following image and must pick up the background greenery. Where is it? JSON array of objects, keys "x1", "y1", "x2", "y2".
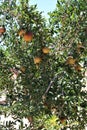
[{"x1": 0, "y1": 0, "x2": 87, "y2": 129}]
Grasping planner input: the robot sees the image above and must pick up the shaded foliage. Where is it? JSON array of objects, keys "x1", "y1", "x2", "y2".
[{"x1": 0, "y1": 0, "x2": 87, "y2": 129}]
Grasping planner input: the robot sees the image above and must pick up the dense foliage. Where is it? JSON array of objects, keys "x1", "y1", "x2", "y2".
[{"x1": 0, "y1": 0, "x2": 87, "y2": 129}]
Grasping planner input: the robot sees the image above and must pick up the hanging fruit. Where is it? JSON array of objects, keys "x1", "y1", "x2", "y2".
[
  {"x1": 23, "y1": 31, "x2": 33, "y2": 42},
  {"x1": 42, "y1": 47, "x2": 50, "y2": 54}
]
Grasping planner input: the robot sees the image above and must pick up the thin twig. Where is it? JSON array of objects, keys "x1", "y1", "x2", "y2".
[
  {"x1": 44, "y1": 74, "x2": 58, "y2": 95},
  {"x1": 42, "y1": 72, "x2": 63, "y2": 97}
]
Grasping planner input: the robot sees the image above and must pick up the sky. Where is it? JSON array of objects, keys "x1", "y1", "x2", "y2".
[{"x1": 29, "y1": 0, "x2": 57, "y2": 18}]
